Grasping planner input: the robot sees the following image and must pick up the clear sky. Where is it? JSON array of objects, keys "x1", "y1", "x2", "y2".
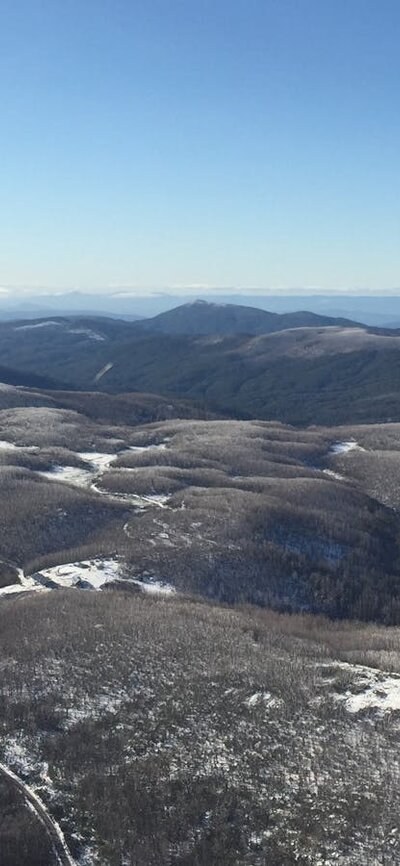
[{"x1": 1, "y1": 0, "x2": 400, "y2": 294}]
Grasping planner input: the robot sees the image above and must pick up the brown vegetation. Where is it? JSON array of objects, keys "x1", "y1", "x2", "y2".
[
  {"x1": 0, "y1": 591, "x2": 399, "y2": 864},
  {"x1": 0, "y1": 776, "x2": 55, "y2": 866}
]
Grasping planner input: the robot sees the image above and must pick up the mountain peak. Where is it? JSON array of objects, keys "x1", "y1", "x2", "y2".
[{"x1": 137, "y1": 300, "x2": 359, "y2": 337}]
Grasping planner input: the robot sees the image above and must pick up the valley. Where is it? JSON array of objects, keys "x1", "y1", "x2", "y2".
[
  {"x1": 2, "y1": 305, "x2": 400, "y2": 864},
  {"x1": 4, "y1": 0, "x2": 399, "y2": 860},
  {"x1": 0, "y1": 0, "x2": 400, "y2": 852},
  {"x1": 1, "y1": 303, "x2": 400, "y2": 425},
  {"x1": 1, "y1": 384, "x2": 400, "y2": 622}
]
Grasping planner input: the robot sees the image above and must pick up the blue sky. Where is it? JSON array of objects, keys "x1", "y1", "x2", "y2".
[{"x1": 1, "y1": 0, "x2": 400, "y2": 294}]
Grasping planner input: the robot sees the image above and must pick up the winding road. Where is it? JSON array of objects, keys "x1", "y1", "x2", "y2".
[
  {"x1": 0, "y1": 439, "x2": 173, "y2": 857},
  {"x1": 0, "y1": 762, "x2": 77, "y2": 866}
]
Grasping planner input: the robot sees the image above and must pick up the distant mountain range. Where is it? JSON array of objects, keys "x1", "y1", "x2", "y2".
[
  {"x1": 3, "y1": 290, "x2": 400, "y2": 326},
  {"x1": 1, "y1": 301, "x2": 400, "y2": 425},
  {"x1": 133, "y1": 299, "x2": 358, "y2": 335}
]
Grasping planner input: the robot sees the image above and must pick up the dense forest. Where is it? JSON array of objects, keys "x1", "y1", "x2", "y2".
[
  {"x1": 1, "y1": 591, "x2": 400, "y2": 865},
  {"x1": 1, "y1": 308, "x2": 400, "y2": 424}
]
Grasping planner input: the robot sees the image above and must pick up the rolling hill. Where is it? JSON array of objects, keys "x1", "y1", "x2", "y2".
[
  {"x1": 0, "y1": 386, "x2": 400, "y2": 624},
  {"x1": 2, "y1": 590, "x2": 400, "y2": 865},
  {"x1": 2, "y1": 304, "x2": 400, "y2": 425},
  {"x1": 1, "y1": 381, "x2": 400, "y2": 863},
  {"x1": 133, "y1": 299, "x2": 359, "y2": 335}
]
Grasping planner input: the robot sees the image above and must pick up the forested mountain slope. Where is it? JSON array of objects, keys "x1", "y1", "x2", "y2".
[
  {"x1": 133, "y1": 299, "x2": 359, "y2": 335},
  {"x1": 2, "y1": 309, "x2": 400, "y2": 423},
  {"x1": 1, "y1": 384, "x2": 400, "y2": 623},
  {"x1": 1, "y1": 591, "x2": 400, "y2": 865},
  {"x1": 1, "y1": 383, "x2": 400, "y2": 862}
]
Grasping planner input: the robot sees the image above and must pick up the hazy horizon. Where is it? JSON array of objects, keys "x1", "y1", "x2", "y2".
[{"x1": 2, "y1": 285, "x2": 400, "y2": 301}]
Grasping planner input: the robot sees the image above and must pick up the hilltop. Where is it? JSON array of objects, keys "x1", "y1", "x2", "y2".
[
  {"x1": 0, "y1": 385, "x2": 400, "y2": 623},
  {"x1": 2, "y1": 306, "x2": 400, "y2": 424},
  {"x1": 134, "y1": 299, "x2": 359, "y2": 335}
]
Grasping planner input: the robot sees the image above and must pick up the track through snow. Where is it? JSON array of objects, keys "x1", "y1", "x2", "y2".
[
  {"x1": 39, "y1": 441, "x2": 172, "y2": 508},
  {"x1": 0, "y1": 440, "x2": 174, "y2": 599},
  {"x1": 0, "y1": 762, "x2": 77, "y2": 865}
]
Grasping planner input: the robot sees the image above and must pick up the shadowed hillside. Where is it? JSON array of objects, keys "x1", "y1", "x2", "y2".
[
  {"x1": 1, "y1": 591, "x2": 400, "y2": 865},
  {"x1": 133, "y1": 299, "x2": 359, "y2": 335},
  {"x1": 1, "y1": 312, "x2": 400, "y2": 424},
  {"x1": 1, "y1": 391, "x2": 400, "y2": 623}
]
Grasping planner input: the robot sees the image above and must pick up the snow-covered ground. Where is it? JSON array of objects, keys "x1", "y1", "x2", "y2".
[
  {"x1": 0, "y1": 440, "x2": 39, "y2": 453},
  {"x1": 14, "y1": 321, "x2": 63, "y2": 331},
  {"x1": 39, "y1": 450, "x2": 120, "y2": 488},
  {"x1": 0, "y1": 748, "x2": 77, "y2": 866},
  {"x1": 68, "y1": 328, "x2": 105, "y2": 341},
  {"x1": 39, "y1": 464, "x2": 94, "y2": 487},
  {"x1": 35, "y1": 559, "x2": 121, "y2": 589},
  {"x1": 0, "y1": 581, "x2": 47, "y2": 598},
  {"x1": 78, "y1": 451, "x2": 119, "y2": 472},
  {"x1": 2, "y1": 737, "x2": 52, "y2": 786},
  {"x1": 131, "y1": 576, "x2": 176, "y2": 596},
  {"x1": 36, "y1": 558, "x2": 176, "y2": 596},
  {"x1": 134, "y1": 493, "x2": 170, "y2": 508},
  {"x1": 330, "y1": 440, "x2": 366, "y2": 454},
  {"x1": 38, "y1": 444, "x2": 173, "y2": 514},
  {"x1": 13, "y1": 321, "x2": 105, "y2": 343},
  {"x1": 129, "y1": 441, "x2": 169, "y2": 452},
  {"x1": 40, "y1": 450, "x2": 123, "y2": 488},
  {"x1": 322, "y1": 468, "x2": 346, "y2": 481},
  {"x1": 245, "y1": 691, "x2": 281, "y2": 709},
  {"x1": 321, "y1": 660, "x2": 400, "y2": 714},
  {"x1": 0, "y1": 438, "x2": 176, "y2": 602},
  {"x1": 346, "y1": 676, "x2": 400, "y2": 713},
  {"x1": 39, "y1": 442, "x2": 171, "y2": 492},
  {"x1": 344, "y1": 669, "x2": 400, "y2": 713},
  {"x1": 2, "y1": 558, "x2": 177, "y2": 597}
]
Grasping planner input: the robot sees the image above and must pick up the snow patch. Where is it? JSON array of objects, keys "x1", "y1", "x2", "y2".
[
  {"x1": 0, "y1": 440, "x2": 39, "y2": 452},
  {"x1": 78, "y1": 451, "x2": 118, "y2": 472},
  {"x1": 68, "y1": 328, "x2": 105, "y2": 341},
  {"x1": 94, "y1": 362, "x2": 113, "y2": 382},
  {"x1": 0, "y1": 582, "x2": 46, "y2": 598},
  {"x1": 62, "y1": 691, "x2": 126, "y2": 727},
  {"x1": 37, "y1": 441, "x2": 172, "y2": 492},
  {"x1": 39, "y1": 465, "x2": 94, "y2": 487},
  {"x1": 246, "y1": 691, "x2": 280, "y2": 709},
  {"x1": 0, "y1": 757, "x2": 77, "y2": 865},
  {"x1": 330, "y1": 440, "x2": 365, "y2": 454},
  {"x1": 39, "y1": 451, "x2": 119, "y2": 488},
  {"x1": 2, "y1": 738, "x2": 45, "y2": 779},
  {"x1": 14, "y1": 321, "x2": 63, "y2": 331},
  {"x1": 128, "y1": 441, "x2": 169, "y2": 452},
  {"x1": 345, "y1": 673, "x2": 400, "y2": 713},
  {"x1": 1, "y1": 556, "x2": 176, "y2": 600},
  {"x1": 321, "y1": 660, "x2": 400, "y2": 715},
  {"x1": 139, "y1": 493, "x2": 170, "y2": 507},
  {"x1": 323, "y1": 468, "x2": 346, "y2": 481},
  {"x1": 35, "y1": 559, "x2": 121, "y2": 590},
  {"x1": 131, "y1": 576, "x2": 176, "y2": 596}
]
